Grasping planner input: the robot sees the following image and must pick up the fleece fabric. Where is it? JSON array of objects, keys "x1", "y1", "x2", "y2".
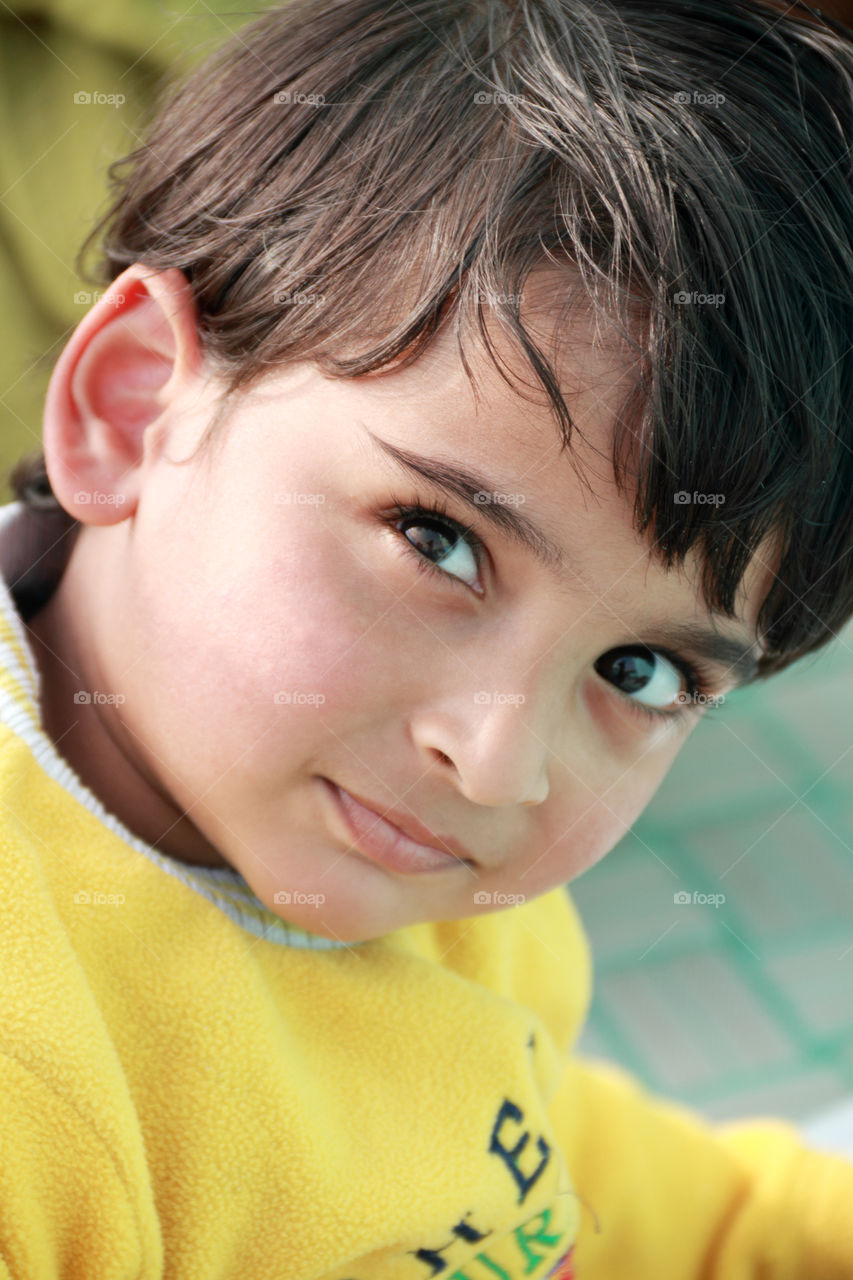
[{"x1": 0, "y1": 498, "x2": 852, "y2": 1280}]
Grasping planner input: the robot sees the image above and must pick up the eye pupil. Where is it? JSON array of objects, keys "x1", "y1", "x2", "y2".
[
  {"x1": 407, "y1": 521, "x2": 449, "y2": 556},
  {"x1": 595, "y1": 647, "x2": 656, "y2": 692}
]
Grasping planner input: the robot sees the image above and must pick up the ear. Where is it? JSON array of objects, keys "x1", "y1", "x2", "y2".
[{"x1": 42, "y1": 264, "x2": 205, "y2": 525}]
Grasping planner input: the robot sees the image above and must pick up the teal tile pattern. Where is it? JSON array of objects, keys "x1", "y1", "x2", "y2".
[{"x1": 570, "y1": 619, "x2": 853, "y2": 1124}]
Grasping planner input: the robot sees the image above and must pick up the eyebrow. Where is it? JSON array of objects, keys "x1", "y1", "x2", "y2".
[
  {"x1": 637, "y1": 621, "x2": 760, "y2": 689},
  {"x1": 362, "y1": 426, "x2": 762, "y2": 689}
]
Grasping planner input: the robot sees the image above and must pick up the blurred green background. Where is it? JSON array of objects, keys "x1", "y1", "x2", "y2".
[
  {"x1": 0, "y1": 0, "x2": 263, "y2": 472},
  {"x1": 573, "y1": 628, "x2": 853, "y2": 1124},
  {"x1": 2, "y1": 0, "x2": 852, "y2": 1125}
]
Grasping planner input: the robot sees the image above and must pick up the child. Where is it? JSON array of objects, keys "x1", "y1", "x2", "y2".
[{"x1": 1, "y1": 0, "x2": 852, "y2": 1275}]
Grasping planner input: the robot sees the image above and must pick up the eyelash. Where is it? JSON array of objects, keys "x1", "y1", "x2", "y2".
[{"x1": 384, "y1": 494, "x2": 724, "y2": 727}]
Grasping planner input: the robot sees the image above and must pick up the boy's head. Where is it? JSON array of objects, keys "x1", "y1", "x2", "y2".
[{"x1": 12, "y1": 0, "x2": 853, "y2": 942}]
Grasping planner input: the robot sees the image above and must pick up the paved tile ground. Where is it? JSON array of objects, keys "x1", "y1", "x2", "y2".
[{"x1": 569, "y1": 618, "x2": 853, "y2": 1125}]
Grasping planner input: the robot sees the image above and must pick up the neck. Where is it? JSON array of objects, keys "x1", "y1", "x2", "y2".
[{"x1": 23, "y1": 538, "x2": 231, "y2": 871}]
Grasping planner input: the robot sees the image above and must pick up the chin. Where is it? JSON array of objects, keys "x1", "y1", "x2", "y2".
[{"x1": 247, "y1": 844, "x2": 411, "y2": 942}]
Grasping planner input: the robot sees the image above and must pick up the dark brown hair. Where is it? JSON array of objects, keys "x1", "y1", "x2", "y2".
[{"x1": 11, "y1": 0, "x2": 853, "y2": 679}]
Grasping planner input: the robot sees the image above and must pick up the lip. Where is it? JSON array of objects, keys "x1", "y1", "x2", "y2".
[{"x1": 324, "y1": 779, "x2": 475, "y2": 875}]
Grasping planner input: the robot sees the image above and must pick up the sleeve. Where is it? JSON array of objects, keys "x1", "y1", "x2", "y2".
[
  {"x1": 0, "y1": 1050, "x2": 148, "y2": 1279},
  {"x1": 549, "y1": 1052, "x2": 853, "y2": 1279}
]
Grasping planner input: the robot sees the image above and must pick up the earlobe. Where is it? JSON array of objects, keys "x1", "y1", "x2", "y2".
[{"x1": 41, "y1": 264, "x2": 203, "y2": 525}]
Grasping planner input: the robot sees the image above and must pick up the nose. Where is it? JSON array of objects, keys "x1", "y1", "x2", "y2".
[{"x1": 412, "y1": 683, "x2": 555, "y2": 808}]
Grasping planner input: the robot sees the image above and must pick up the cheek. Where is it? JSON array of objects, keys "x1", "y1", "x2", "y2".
[
  {"x1": 236, "y1": 538, "x2": 400, "y2": 716},
  {"x1": 134, "y1": 527, "x2": 404, "y2": 772},
  {"x1": 517, "y1": 743, "x2": 686, "y2": 893}
]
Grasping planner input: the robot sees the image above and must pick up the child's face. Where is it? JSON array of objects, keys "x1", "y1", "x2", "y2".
[{"x1": 36, "y1": 266, "x2": 772, "y2": 943}]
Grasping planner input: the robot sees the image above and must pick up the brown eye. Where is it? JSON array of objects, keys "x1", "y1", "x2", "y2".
[
  {"x1": 594, "y1": 645, "x2": 689, "y2": 722},
  {"x1": 388, "y1": 501, "x2": 484, "y2": 591}
]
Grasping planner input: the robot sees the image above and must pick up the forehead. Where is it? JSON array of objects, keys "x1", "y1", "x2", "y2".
[{"x1": 359, "y1": 266, "x2": 636, "y2": 473}]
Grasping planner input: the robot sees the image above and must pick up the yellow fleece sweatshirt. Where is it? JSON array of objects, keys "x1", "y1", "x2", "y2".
[{"x1": 0, "y1": 497, "x2": 851, "y2": 1280}]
